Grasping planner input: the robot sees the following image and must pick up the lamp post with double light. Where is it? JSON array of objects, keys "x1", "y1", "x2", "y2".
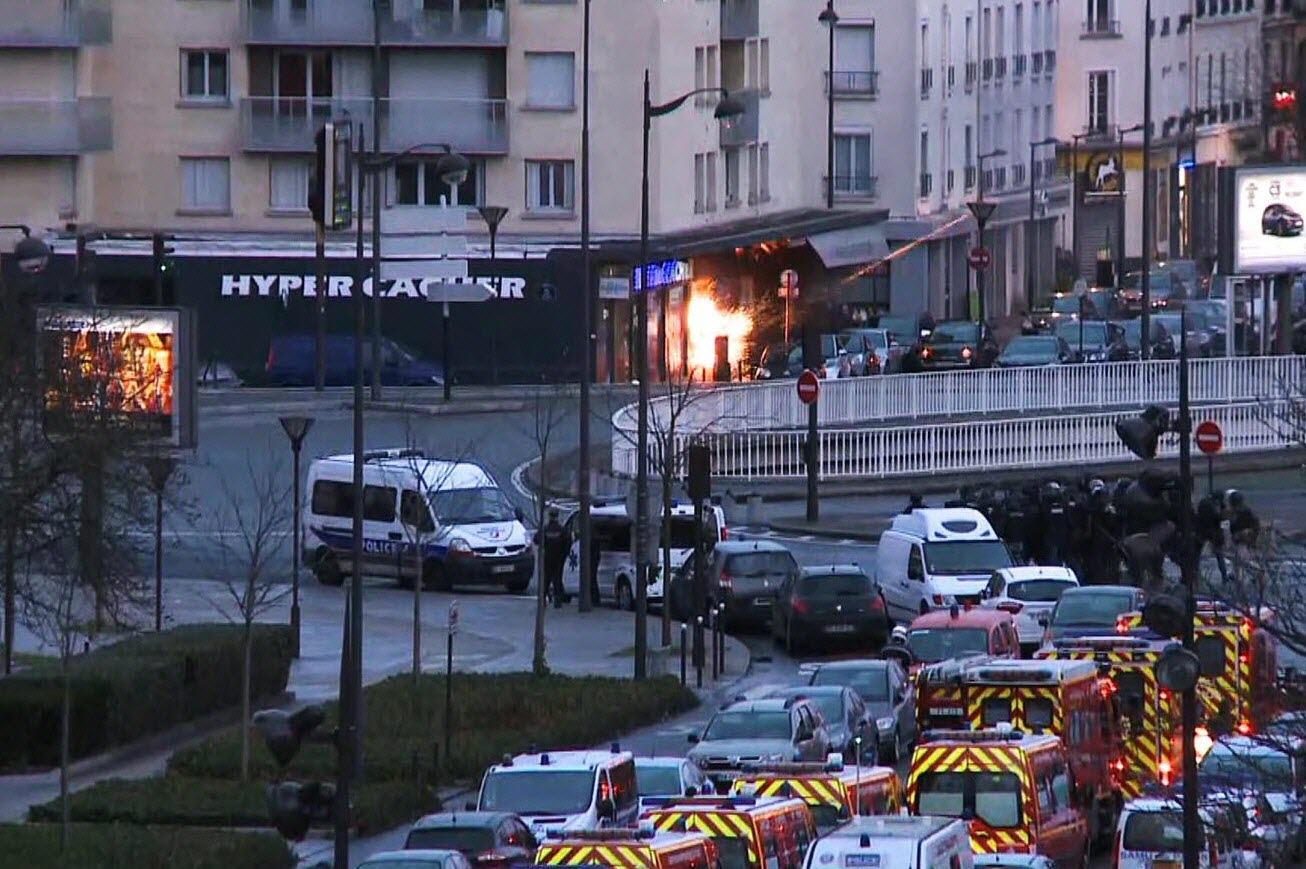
[
  {"x1": 476, "y1": 205, "x2": 508, "y2": 392},
  {"x1": 635, "y1": 77, "x2": 745, "y2": 679}
]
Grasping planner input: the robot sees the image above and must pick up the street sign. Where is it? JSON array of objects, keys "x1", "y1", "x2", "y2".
[
  {"x1": 967, "y1": 246, "x2": 993, "y2": 271},
  {"x1": 448, "y1": 600, "x2": 460, "y2": 636},
  {"x1": 797, "y1": 369, "x2": 820, "y2": 405},
  {"x1": 966, "y1": 200, "x2": 997, "y2": 226},
  {"x1": 1195, "y1": 420, "x2": 1224, "y2": 455},
  {"x1": 779, "y1": 269, "x2": 800, "y2": 299}
]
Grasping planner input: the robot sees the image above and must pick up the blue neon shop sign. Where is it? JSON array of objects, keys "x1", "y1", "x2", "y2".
[{"x1": 633, "y1": 259, "x2": 691, "y2": 293}]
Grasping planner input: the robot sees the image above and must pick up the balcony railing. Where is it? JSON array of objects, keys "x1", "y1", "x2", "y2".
[
  {"x1": 1012, "y1": 163, "x2": 1026, "y2": 186},
  {"x1": 245, "y1": 0, "x2": 507, "y2": 46},
  {"x1": 719, "y1": 90, "x2": 759, "y2": 147},
  {"x1": 1045, "y1": 50, "x2": 1056, "y2": 71},
  {"x1": 1082, "y1": 17, "x2": 1122, "y2": 36},
  {"x1": 995, "y1": 56, "x2": 1008, "y2": 78},
  {"x1": 0, "y1": 98, "x2": 112, "y2": 155},
  {"x1": 995, "y1": 167, "x2": 1008, "y2": 189},
  {"x1": 379, "y1": 7, "x2": 507, "y2": 46},
  {"x1": 0, "y1": 0, "x2": 110, "y2": 46},
  {"x1": 919, "y1": 173, "x2": 933, "y2": 197},
  {"x1": 240, "y1": 97, "x2": 508, "y2": 154},
  {"x1": 965, "y1": 61, "x2": 977, "y2": 92},
  {"x1": 825, "y1": 70, "x2": 879, "y2": 98},
  {"x1": 1014, "y1": 54, "x2": 1027, "y2": 77},
  {"x1": 720, "y1": 0, "x2": 759, "y2": 39},
  {"x1": 826, "y1": 175, "x2": 879, "y2": 199},
  {"x1": 1032, "y1": 52, "x2": 1044, "y2": 74}
]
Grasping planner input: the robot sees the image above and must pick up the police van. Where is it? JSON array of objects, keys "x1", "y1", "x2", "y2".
[
  {"x1": 803, "y1": 815, "x2": 974, "y2": 869},
  {"x1": 476, "y1": 748, "x2": 640, "y2": 837},
  {"x1": 304, "y1": 449, "x2": 533, "y2": 592}
]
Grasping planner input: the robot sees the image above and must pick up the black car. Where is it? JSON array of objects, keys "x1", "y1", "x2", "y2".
[
  {"x1": 806, "y1": 659, "x2": 917, "y2": 763},
  {"x1": 1263, "y1": 203, "x2": 1305, "y2": 237},
  {"x1": 754, "y1": 342, "x2": 799, "y2": 380},
  {"x1": 669, "y1": 540, "x2": 799, "y2": 627},
  {"x1": 405, "y1": 812, "x2": 536, "y2": 868},
  {"x1": 995, "y1": 335, "x2": 1071, "y2": 367},
  {"x1": 771, "y1": 566, "x2": 890, "y2": 654},
  {"x1": 765, "y1": 685, "x2": 879, "y2": 764},
  {"x1": 1053, "y1": 320, "x2": 1128, "y2": 363},
  {"x1": 909, "y1": 320, "x2": 997, "y2": 371},
  {"x1": 1116, "y1": 318, "x2": 1176, "y2": 360}
]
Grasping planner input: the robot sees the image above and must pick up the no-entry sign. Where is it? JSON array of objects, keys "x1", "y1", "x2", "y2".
[
  {"x1": 1195, "y1": 420, "x2": 1224, "y2": 455},
  {"x1": 797, "y1": 369, "x2": 820, "y2": 405},
  {"x1": 968, "y1": 247, "x2": 993, "y2": 271}
]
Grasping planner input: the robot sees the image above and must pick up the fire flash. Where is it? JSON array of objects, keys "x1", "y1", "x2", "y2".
[{"x1": 685, "y1": 294, "x2": 753, "y2": 375}]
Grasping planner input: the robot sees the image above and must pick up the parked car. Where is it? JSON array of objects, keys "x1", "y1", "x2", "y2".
[
  {"x1": 875, "y1": 314, "x2": 933, "y2": 346},
  {"x1": 1042, "y1": 585, "x2": 1147, "y2": 647},
  {"x1": 634, "y1": 757, "x2": 710, "y2": 811},
  {"x1": 265, "y1": 334, "x2": 443, "y2": 387},
  {"x1": 1153, "y1": 311, "x2": 1215, "y2": 357},
  {"x1": 818, "y1": 333, "x2": 852, "y2": 378},
  {"x1": 771, "y1": 565, "x2": 891, "y2": 654},
  {"x1": 805, "y1": 659, "x2": 917, "y2": 763},
  {"x1": 1054, "y1": 320, "x2": 1128, "y2": 363},
  {"x1": 405, "y1": 813, "x2": 535, "y2": 868},
  {"x1": 753, "y1": 341, "x2": 799, "y2": 380},
  {"x1": 981, "y1": 566, "x2": 1080, "y2": 655},
  {"x1": 904, "y1": 606, "x2": 1021, "y2": 665},
  {"x1": 1200, "y1": 735, "x2": 1305, "y2": 862},
  {"x1": 911, "y1": 320, "x2": 998, "y2": 370},
  {"x1": 668, "y1": 539, "x2": 799, "y2": 627},
  {"x1": 1117, "y1": 318, "x2": 1176, "y2": 360},
  {"x1": 766, "y1": 685, "x2": 879, "y2": 764},
  {"x1": 995, "y1": 335, "x2": 1071, "y2": 368},
  {"x1": 687, "y1": 697, "x2": 832, "y2": 784},
  {"x1": 1263, "y1": 202, "x2": 1305, "y2": 237},
  {"x1": 840, "y1": 327, "x2": 900, "y2": 375},
  {"x1": 1120, "y1": 269, "x2": 1186, "y2": 313}
]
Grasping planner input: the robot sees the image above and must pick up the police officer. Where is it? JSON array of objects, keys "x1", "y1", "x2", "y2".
[
  {"x1": 535, "y1": 507, "x2": 571, "y2": 608},
  {"x1": 1227, "y1": 490, "x2": 1260, "y2": 575},
  {"x1": 1196, "y1": 490, "x2": 1230, "y2": 584},
  {"x1": 902, "y1": 493, "x2": 924, "y2": 514}
]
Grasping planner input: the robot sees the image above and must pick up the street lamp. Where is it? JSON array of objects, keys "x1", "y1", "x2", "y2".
[
  {"x1": 476, "y1": 205, "x2": 508, "y2": 395},
  {"x1": 577, "y1": 0, "x2": 596, "y2": 615},
  {"x1": 279, "y1": 415, "x2": 315, "y2": 658},
  {"x1": 1027, "y1": 136, "x2": 1060, "y2": 311},
  {"x1": 969, "y1": 148, "x2": 1006, "y2": 324},
  {"x1": 1140, "y1": 0, "x2": 1156, "y2": 363},
  {"x1": 144, "y1": 456, "x2": 176, "y2": 633},
  {"x1": 820, "y1": 0, "x2": 839, "y2": 209},
  {"x1": 636, "y1": 75, "x2": 745, "y2": 679},
  {"x1": 1117, "y1": 122, "x2": 1145, "y2": 294}
]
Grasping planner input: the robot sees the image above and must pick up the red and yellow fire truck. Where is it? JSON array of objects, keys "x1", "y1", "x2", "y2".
[
  {"x1": 1116, "y1": 601, "x2": 1279, "y2": 734},
  {"x1": 728, "y1": 761, "x2": 904, "y2": 829},
  {"x1": 906, "y1": 728, "x2": 1089, "y2": 864},
  {"x1": 914, "y1": 656, "x2": 1122, "y2": 845},
  {"x1": 537, "y1": 830, "x2": 718, "y2": 869},
  {"x1": 643, "y1": 795, "x2": 815, "y2": 869}
]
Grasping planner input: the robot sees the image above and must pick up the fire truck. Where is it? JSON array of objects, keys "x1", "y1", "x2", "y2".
[
  {"x1": 1116, "y1": 600, "x2": 1279, "y2": 735},
  {"x1": 727, "y1": 760, "x2": 904, "y2": 829},
  {"x1": 1036, "y1": 636, "x2": 1183, "y2": 798},
  {"x1": 536, "y1": 829, "x2": 717, "y2": 869},
  {"x1": 905, "y1": 728, "x2": 1089, "y2": 865},
  {"x1": 913, "y1": 656, "x2": 1122, "y2": 846},
  {"x1": 642, "y1": 795, "x2": 815, "y2": 869}
]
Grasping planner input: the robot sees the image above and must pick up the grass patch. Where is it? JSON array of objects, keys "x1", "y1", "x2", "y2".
[{"x1": 0, "y1": 822, "x2": 294, "y2": 869}]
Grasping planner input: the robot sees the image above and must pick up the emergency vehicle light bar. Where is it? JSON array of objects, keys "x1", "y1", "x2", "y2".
[
  {"x1": 966, "y1": 667, "x2": 1060, "y2": 683},
  {"x1": 920, "y1": 728, "x2": 1026, "y2": 743},
  {"x1": 738, "y1": 761, "x2": 842, "y2": 775},
  {"x1": 644, "y1": 796, "x2": 758, "y2": 809},
  {"x1": 547, "y1": 829, "x2": 657, "y2": 842},
  {"x1": 1051, "y1": 636, "x2": 1154, "y2": 650}
]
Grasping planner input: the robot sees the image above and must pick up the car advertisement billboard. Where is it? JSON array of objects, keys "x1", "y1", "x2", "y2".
[
  {"x1": 1232, "y1": 165, "x2": 1306, "y2": 273},
  {"x1": 37, "y1": 306, "x2": 197, "y2": 448}
]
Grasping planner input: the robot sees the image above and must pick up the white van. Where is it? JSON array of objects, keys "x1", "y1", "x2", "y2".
[
  {"x1": 560, "y1": 501, "x2": 726, "y2": 609},
  {"x1": 303, "y1": 449, "x2": 533, "y2": 592},
  {"x1": 803, "y1": 815, "x2": 973, "y2": 869},
  {"x1": 877, "y1": 508, "x2": 1014, "y2": 623},
  {"x1": 476, "y1": 748, "x2": 639, "y2": 837}
]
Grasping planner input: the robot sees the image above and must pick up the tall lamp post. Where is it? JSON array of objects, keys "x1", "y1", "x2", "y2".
[
  {"x1": 969, "y1": 148, "x2": 1006, "y2": 324},
  {"x1": 278, "y1": 415, "x2": 314, "y2": 658},
  {"x1": 1069, "y1": 131, "x2": 1091, "y2": 277},
  {"x1": 636, "y1": 74, "x2": 745, "y2": 679},
  {"x1": 820, "y1": 0, "x2": 838, "y2": 209},
  {"x1": 577, "y1": 0, "x2": 595, "y2": 614},
  {"x1": 476, "y1": 205, "x2": 508, "y2": 395},
  {"x1": 1140, "y1": 0, "x2": 1155, "y2": 360},
  {"x1": 1027, "y1": 136, "x2": 1060, "y2": 311},
  {"x1": 144, "y1": 456, "x2": 176, "y2": 633},
  {"x1": 1, "y1": 226, "x2": 49, "y2": 676}
]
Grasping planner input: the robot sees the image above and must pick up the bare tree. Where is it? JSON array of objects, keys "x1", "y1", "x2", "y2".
[
  {"x1": 521, "y1": 384, "x2": 571, "y2": 676},
  {"x1": 202, "y1": 447, "x2": 291, "y2": 783}
]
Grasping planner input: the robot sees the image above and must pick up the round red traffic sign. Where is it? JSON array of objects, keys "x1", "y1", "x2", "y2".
[
  {"x1": 1195, "y1": 420, "x2": 1224, "y2": 455},
  {"x1": 967, "y1": 246, "x2": 993, "y2": 271},
  {"x1": 797, "y1": 369, "x2": 821, "y2": 405}
]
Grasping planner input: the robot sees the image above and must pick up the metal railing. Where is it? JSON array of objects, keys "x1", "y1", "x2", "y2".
[
  {"x1": 611, "y1": 356, "x2": 1306, "y2": 478},
  {"x1": 1082, "y1": 18, "x2": 1122, "y2": 36},
  {"x1": 0, "y1": 0, "x2": 110, "y2": 46},
  {"x1": 0, "y1": 98, "x2": 112, "y2": 155},
  {"x1": 825, "y1": 70, "x2": 879, "y2": 97},
  {"x1": 240, "y1": 96, "x2": 509, "y2": 154},
  {"x1": 245, "y1": 0, "x2": 507, "y2": 45}
]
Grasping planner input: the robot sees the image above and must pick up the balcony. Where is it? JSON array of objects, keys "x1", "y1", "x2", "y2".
[
  {"x1": 982, "y1": 58, "x2": 993, "y2": 81},
  {"x1": 245, "y1": 0, "x2": 507, "y2": 46},
  {"x1": 1082, "y1": 18, "x2": 1122, "y2": 37},
  {"x1": 720, "y1": 0, "x2": 759, "y2": 40},
  {"x1": 995, "y1": 56, "x2": 1007, "y2": 78},
  {"x1": 719, "y1": 90, "x2": 759, "y2": 147},
  {"x1": 825, "y1": 70, "x2": 879, "y2": 98},
  {"x1": 378, "y1": 5, "x2": 508, "y2": 47},
  {"x1": 240, "y1": 97, "x2": 508, "y2": 154},
  {"x1": 1014, "y1": 54, "x2": 1027, "y2": 78},
  {"x1": 826, "y1": 175, "x2": 878, "y2": 200},
  {"x1": 0, "y1": 1, "x2": 111, "y2": 47},
  {"x1": 0, "y1": 98, "x2": 112, "y2": 155},
  {"x1": 995, "y1": 167, "x2": 1007, "y2": 189},
  {"x1": 1012, "y1": 163, "x2": 1026, "y2": 186}
]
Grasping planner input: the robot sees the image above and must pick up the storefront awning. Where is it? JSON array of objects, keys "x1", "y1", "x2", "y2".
[{"x1": 807, "y1": 224, "x2": 890, "y2": 268}]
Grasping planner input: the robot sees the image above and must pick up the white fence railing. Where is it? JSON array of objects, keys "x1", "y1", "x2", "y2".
[
  {"x1": 612, "y1": 401, "x2": 1293, "y2": 480},
  {"x1": 612, "y1": 357, "x2": 1306, "y2": 440}
]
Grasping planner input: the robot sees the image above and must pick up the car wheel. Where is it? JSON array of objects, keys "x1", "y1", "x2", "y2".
[
  {"x1": 615, "y1": 579, "x2": 634, "y2": 611},
  {"x1": 423, "y1": 561, "x2": 451, "y2": 592},
  {"x1": 919, "y1": 600, "x2": 930, "y2": 616},
  {"x1": 314, "y1": 552, "x2": 344, "y2": 587}
]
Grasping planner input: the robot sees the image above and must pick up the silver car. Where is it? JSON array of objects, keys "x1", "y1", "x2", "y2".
[
  {"x1": 804, "y1": 659, "x2": 916, "y2": 763},
  {"x1": 687, "y1": 698, "x2": 832, "y2": 787}
]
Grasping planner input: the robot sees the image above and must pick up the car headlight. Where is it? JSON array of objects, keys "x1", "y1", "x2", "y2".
[
  {"x1": 876, "y1": 717, "x2": 895, "y2": 732},
  {"x1": 448, "y1": 537, "x2": 472, "y2": 553}
]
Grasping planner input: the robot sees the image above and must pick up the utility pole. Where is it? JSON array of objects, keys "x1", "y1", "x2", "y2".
[
  {"x1": 1140, "y1": 0, "x2": 1154, "y2": 359},
  {"x1": 577, "y1": 0, "x2": 595, "y2": 614},
  {"x1": 369, "y1": 0, "x2": 383, "y2": 399}
]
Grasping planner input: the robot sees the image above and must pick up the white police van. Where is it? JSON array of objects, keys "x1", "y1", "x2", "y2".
[
  {"x1": 803, "y1": 815, "x2": 973, "y2": 869},
  {"x1": 475, "y1": 748, "x2": 640, "y2": 837},
  {"x1": 303, "y1": 449, "x2": 533, "y2": 592}
]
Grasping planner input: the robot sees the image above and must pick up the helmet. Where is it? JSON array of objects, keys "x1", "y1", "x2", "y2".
[
  {"x1": 1226, "y1": 489, "x2": 1245, "y2": 509},
  {"x1": 890, "y1": 625, "x2": 909, "y2": 645}
]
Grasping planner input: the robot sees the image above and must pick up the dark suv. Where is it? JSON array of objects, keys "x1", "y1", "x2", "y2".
[{"x1": 669, "y1": 540, "x2": 799, "y2": 627}]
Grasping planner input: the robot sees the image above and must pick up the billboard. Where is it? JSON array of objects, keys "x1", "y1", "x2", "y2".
[
  {"x1": 38, "y1": 306, "x2": 197, "y2": 448},
  {"x1": 1230, "y1": 165, "x2": 1306, "y2": 273}
]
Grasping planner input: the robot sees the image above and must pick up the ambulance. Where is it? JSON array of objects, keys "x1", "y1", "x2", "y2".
[
  {"x1": 802, "y1": 816, "x2": 974, "y2": 869},
  {"x1": 1116, "y1": 601, "x2": 1279, "y2": 735},
  {"x1": 906, "y1": 728, "x2": 1089, "y2": 865},
  {"x1": 643, "y1": 795, "x2": 815, "y2": 869},
  {"x1": 913, "y1": 657, "x2": 1122, "y2": 845},
  {"x1": 537, "y1": 830, "x2": 718, "y2": 869},
  {"x1": 729, "y1": 760, "x2": 905, "y2": 829}
]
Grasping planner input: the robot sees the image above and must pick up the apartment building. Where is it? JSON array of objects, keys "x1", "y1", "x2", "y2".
[
  {"x1": 1055, "y1": 0, "x2": 1261, "y2": 276},
  {"x1": 1261, "y1": 0, "x2": 1305, "y2": 162}
]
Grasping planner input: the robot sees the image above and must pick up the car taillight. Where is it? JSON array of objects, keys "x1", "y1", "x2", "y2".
[
  {"x1": 266, "y1": 346, "x2": 276, "y2": 371},
  {"x1": 1237, "y1": 718, "x2": 1253, "y2": 735},
  {"x1": 996, "y1": 602, "x2": 1023, "y2": 614},
  {"x1": 792, "y1": 598, "x2": 809, "y2": 615},
  {"x1": 961, "y1": 346, "x2": 973, "y2": 360},
  {"x1": 719, "y1": 573, "x2": 734, "y2": 590},
  {"x1": 719, "y1": 525, "x2": 728, "y2": 541},
  {"x1": 1159, "y1": 758, "x2": 1172, "y2": 785},
  {"x1": 921, "y1": 347, "x2": 934, "y2": 360},
  {"x1": 870, "y1": 595, "x2": 885, "y2": 611}
]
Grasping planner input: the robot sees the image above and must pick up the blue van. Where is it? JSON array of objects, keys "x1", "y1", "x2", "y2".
[{"x1": 264, "y1": 334, "x2": 443, "y2": 386}]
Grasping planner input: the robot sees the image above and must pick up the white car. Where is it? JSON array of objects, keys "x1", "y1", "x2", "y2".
[{"x1": 981, "y1": 566, "x2": 1079, "y2": 653}]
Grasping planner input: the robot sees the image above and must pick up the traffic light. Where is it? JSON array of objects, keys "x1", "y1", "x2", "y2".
[
  {"x1": 1140, "y1": 592, "x2": 1189, "y2": 639},
  {"x1": 311, "y1": 121, "x2": 353, "y2": 230},
  {"x1": 687, "y1": 445, "x2": 711, "y2": 503},
  {"x1": 1156, "y1": 642, "x2": 1202, "y2": 693},
  {"x1": 1115, "y1": 404, "x2": 1172, "y2": 460},
  {"x1": 267, "y1": 780, "x2": 336, "y2": 841}
]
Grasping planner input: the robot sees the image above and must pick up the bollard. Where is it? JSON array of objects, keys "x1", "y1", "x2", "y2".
[
  {"x1": 680, "y1": 623, "x2": 688, "y2": 686},
  {"x1": 717, "y1": 604, "x2": 727, "y2": 674},
  {"x1": 710, "y1": 608, "x2": 719, "y2": 681},
  {"x1": 695, "y1": 616, "x2": 704, "y2": 688}
]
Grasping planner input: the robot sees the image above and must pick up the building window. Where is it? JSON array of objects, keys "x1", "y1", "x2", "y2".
[
  {"x1": 833, "y1": 132, "x2": 873, "y2": 194},
  {"x1": 705, "y1": 152, "x2": 717, "y2": 211},
  {"x1": 394, "y1": 158, "x2": 484, "y2": 207},
  {"x1": 746, "y1": 37, "x2": 770, "y2": 93},
  {"x1": 181, "y1": 49, "x2": 228, "y2": 101},
  {"x1": 1087, "y1": 70, "x2": 1112, "y2": 132},
  {"x1": 525, "y1": 159, "x2": 574, "y2": 213},
  {"x1": 525, "y1": 52, "x2": 576, "y2": 109},
  {"x1": 695, "y1": 44, "x2": 719, "y2": 106},
  {"x1": 833, "y1": 25, "x2": 876, "y2": 94},
  {"x1": 1085, "y1": 0, "x2": 1114, "y2": 32},
  {"x1": 181, "y1": 157, "x2": 230, "y2": 212},
  {"x1": 269, "y1": 156, "x2": 310, "y2": 212},
  {"x1": 759, "y1": 142, "x2": 770, "y2": 202},
  {"x1": 747, "y1": 144, "x2": 759, "y2": 204},
  {"x1": 694, "y1": 153, "x2": 706, "y2": 213},
  {"x1": 724, "y1": 148, "x2": 741, "y2": 207}
]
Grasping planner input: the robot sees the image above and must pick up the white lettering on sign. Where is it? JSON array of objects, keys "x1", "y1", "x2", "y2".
[{"x1": 219, "y1": 273, "x2": 530, "y2": 300}]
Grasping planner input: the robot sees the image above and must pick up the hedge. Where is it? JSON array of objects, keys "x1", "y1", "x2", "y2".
[
  {"x1": 0, "y1": 823, "x2": 294, "y2": 869},
  {"x1": 0, "y1": 624, "x2": 293, "y2": 772}
]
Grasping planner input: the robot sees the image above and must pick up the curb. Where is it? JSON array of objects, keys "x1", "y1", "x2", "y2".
[
  {"x1": 764, "y1": 521, "x2": 884, "y2": 543},
  {"x1": 363, "y1": 399, "x2": 528, "y2": 417}
]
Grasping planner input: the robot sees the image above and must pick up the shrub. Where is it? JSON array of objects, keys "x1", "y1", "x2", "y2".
[
  {"x1": 0, "y1": 624, "x2": 293, "y2": 772},
  {"x1": 0, "y1": 822, "x2": 294, "y2": 869}
]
